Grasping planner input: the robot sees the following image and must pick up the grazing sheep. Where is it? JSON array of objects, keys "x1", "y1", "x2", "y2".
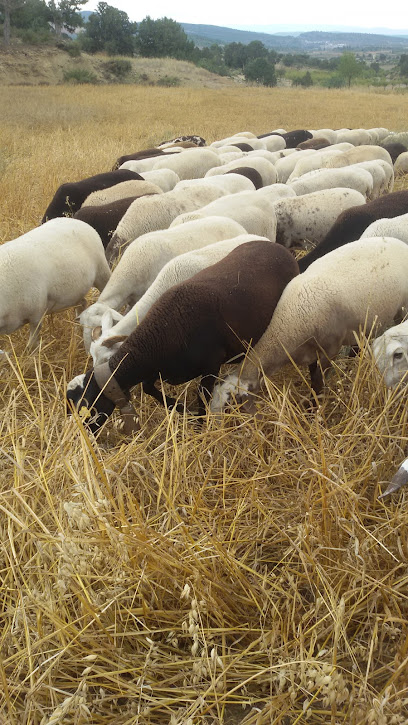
[
  {"x1": 0, "y1": 218, "x2": 110, "y2": 347},
  {"x1": 106, "y1": 183, "x2": 227, "y2": 263},
  {"x1": 211, "y1": 237, "x2": 408, "y2": 411},
  {"x1": 298, "y1": 190, "x2": 408, "y2": 272},
  {"x1": 394, "y1": 152, "x2": 408, "y2": 176},
  {"x1": 334, "y1": 129, "x2": 372, "y2": 145},
  {"x1": 297, "y1": 137, "x2": 331, "y2": 150},
  {"x1": 90, "y1": 233, "x2": 271, "y2": 366},
  {"x1": 310, "y1": 129, "x2": 337, "y2": 144},
  {"x1": 174, "y1": 173, "x2": 255, "y2": 194},
  {"x1": 42, "y1": 169, "x2": 143, "y2": 222},
  {"x1": 273, "y1": 188, "x2": 366, "y2": 248},
  {"x1": 170, "y1": 190, "x2": 278, "y2": 241},
  {"x1": 322, "y1": 145, "x2": 393, "y2": 169},
  {"x1": 157, "y1": 135, "x2": 206, "y2": 148},
  {"x1": 138, "y1": 169, "x2": 180, "y2": 192},
  {"x1": 147, "y1": 148, "x2": 222, "y2": 180},
  {"x1": 380, "y1": 142, "x2": 407, "y2": 164},
  {"x1": 288, "y1": 166, "x2": 373, "y2": 199},
  {"x1": 81, "y1": 180, "x2": 162, "y2": 208},
  {"x1": 261, "y1": 135, "x2": 286, "y2": 152},
  {"x1": 67, "y1": 240, "x2": 299, "y2": 433},
  {"x1": 351, "y1": 159, "x2": 393, "y2": 198},
  {"x1": 287, "y1": 146, "x2": 354, "y2": 181},
  {"x1": 74, "y1": 196, "x2": 139, "y2": 249},
  {"x1": 255, "y1": 184, "x2": 297, "y2": 202},
  {"x1": 274, "y1": 150, "x2": 315, "y2": 183},
  {"x1": 276, "y1": 130, "x2": 312, "y2": 148},
  {"x1": 80, "y1": 216, "x2": 246, "y2": 350},
  {"x1": 372, "y1": 319, "x2": 408, "y2": 389},
  {"x1": 361, "y1": 212, "x2": 408, "y2": 244},
  {"x1": 205, "y1": 156, "x2": 277, "y2": 186},
  {"x1": 113, "y1": 147, "x2": 166, "y2": 170},
  {"x1": 225, "y1": 167, "x2": 263, "y2": 190},
  {"x1": 229, "y1": 142, "x2": 255, "y2": 152},
  {"x1": 381, "y1": 131, "x2": 408, "y2": 147},
  {"x1": 209, "y1": 133, "x2": 257, "y2": 148}
]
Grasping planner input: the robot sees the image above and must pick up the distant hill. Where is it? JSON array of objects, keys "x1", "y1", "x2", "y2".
[{"x1": 180, "y1": 22, "x2": 408, "y2": 50}]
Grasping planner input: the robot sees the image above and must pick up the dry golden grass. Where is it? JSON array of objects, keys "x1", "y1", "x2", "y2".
[{"x1": 1, "y1": 85, "x2": 408, "y2": 725}]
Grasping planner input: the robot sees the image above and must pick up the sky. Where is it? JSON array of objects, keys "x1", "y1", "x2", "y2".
[{"x1": 81, "y1": 0, "x2": 408, "y2": 33}]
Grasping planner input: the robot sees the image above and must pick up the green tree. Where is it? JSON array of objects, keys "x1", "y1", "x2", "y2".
[
  {"x1": 244, "y1": 57, "x2": 276, "y2": 87},
  {"x1": 81, "y1": 2, "x2": 136, "y2": 55},
  {"x1": 136, "y1": 16, "x2": 194, "y2": 60},
  {"x1": 398, "y1": 54, "x2": 408, "y2": 77},
  {"x1": 11, "y1": 0, "x2": 50, "y2": 31},
  {"x1": 338, "y1": 51, "x2": 361, "y2": 87},
  {"x1": 0, "y1": 0, "x2": 26, "y2": 45},
  {"x1": 294, "y1": 70, "x2": 313, "y2": 87},
  {"x1": 224, "y1": 42, "x2": 247, "y2": 70},
  {"x1": 47, "y1": 0, "x2": 84, "y2": 37}
]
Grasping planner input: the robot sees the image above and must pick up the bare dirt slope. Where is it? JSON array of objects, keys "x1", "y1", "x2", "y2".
[{"x1": 0, "y1": 45, "x2": 238, "y2": 87}]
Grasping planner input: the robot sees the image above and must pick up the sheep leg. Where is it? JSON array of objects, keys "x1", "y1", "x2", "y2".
[
  {"x1": 197, "y1": 373, "x2": 218, "y2": 418},
  {"x1": 309, "y1": 353, "x2": 332, "y2": 396},
  {"x1": 142, "y1": 381, "x2": 184, "y2": 413}
]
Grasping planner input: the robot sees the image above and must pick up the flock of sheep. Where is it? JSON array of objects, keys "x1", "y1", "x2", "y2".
[{"x1": 3, "y1": 125, "x2": 408, "y2": 495}]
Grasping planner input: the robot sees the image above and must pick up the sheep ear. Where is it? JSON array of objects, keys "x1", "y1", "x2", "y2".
[
  {"x1": 102, "y1": 335, "x2": 127, "y2": 349},
  {"x1": 92, "y1": 325, "x2": 102, "y2": 341},
  {"x1": 101, "y1": 308, "x2": 122, "y2": 335}
]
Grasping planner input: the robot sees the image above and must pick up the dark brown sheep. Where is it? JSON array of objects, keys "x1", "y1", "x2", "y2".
[
  {"x1": 42, "y1": 170, "x2": 143, "y2": 223},
  {"x1": 298, "y1": 190, "x2": 408, "y2": 272},
  {"x1": 66, "y1": 240, "x2": 299, "y2": 433},
  {"x1": 113, "y1": 148, "x2": 166, "y2": 170},
  {"x1": 225, "y1": 167, "x2": 263, "y2": 190},
  {"x1": 74, "y1": 196, "x2": 140, "y2": 249},
  {"x1": 380, "y1": 142, "x2": 408, "y2": 164}
]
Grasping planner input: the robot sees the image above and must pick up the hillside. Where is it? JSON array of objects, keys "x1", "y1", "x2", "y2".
[
  {"x1": 180, "y1": 22, "x2": 408, "y2": 50},
  {"x1": 0, "y1": 45, "x2": 238, "y2": 87}
]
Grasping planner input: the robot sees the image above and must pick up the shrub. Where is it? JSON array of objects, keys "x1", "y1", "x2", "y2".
[
  {"x1": 16, "y1": 28, "x2": 53, "y2": 45},
  {"x1": 293, "y1": 71, "x2": 313, "y2": 87},
  {"x1": 63, "y1": 67, "x2": 98, "y2": 84},
  {"x1": 157, "y1": 75, "x2": 181, "y2": 87},
  {"x1": 103, "y1": 59, "x2": 132, "y2": 79},
  {"x1": 321, "y1": 74, "x2": 346, "y2": 88}
]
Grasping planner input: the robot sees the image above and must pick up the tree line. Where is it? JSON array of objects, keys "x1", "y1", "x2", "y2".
[{"x1": 1, "y1": 0, "x2": 407, "y2": 87}]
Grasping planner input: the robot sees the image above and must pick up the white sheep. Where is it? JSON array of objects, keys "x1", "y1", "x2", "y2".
[
  {"x1": 211, "y1": 236, "x2": 408, "y2": 411},
  {"x1": 255, "y1": 184, "x2": 297, "y2": 202},
  {"x1": 394, "y1": 152, "x2": 408, "y2": 176},
  {"x1": 174, "y1": 173, "x2": 255, "y2": 194},
  {"x1": 310, "y1": 129, "x2": 337, "y2": 144},
  {"x1": 0, "y1": 218, "x2": 110, "y2": 347},
  {"x1": 106, "y1": 182, "x2": 228, "y2": 262},
  {"x1": 372, "y1": 319, "x2": 408, "y2": 389},
  {"x1": 138, "y1": 169, "x2": 180, "y2": 192},
  {"x1": 334, "y1": 129, "x2": 372, "y2": 146},
  {"x1": 81, "y1": 180, "x2": 162, "y2": 207},
  {"x1": 80, "y1": 216, "x2": 246, "y2": 350},
  {"x1": 350, "y1": 160, "x2": 393, "y2": 198},
  {"x1": 205, "y1": 156, "x2": 277, "y2": 186},
  {"x1": 273, "y1": 188, "x2": 366, "y2": 248},
  {"x1": 360, "y1": 213, "x2": 408, "y2": 244},
  {"x1": 287, "y1": 145, "x2": 355, "y2": 181},
  {"x1": 322, "y1": 145, "x2": 393, "y2": 169},
  {"x1": 121, "y1": 148, "x2": 221, "y2": 179},
  {"x1": 275, "y1": 150, "x2": 315, "y2": 183},
  {"x1": 148, "y1": 147, "x2": 222, "y2": 179},
  {"x1": 209, "y1": 132, "x2": 257, "y2": 148},
  {"x1": 169, "y1": 190, "x2": 278, "y2": 241},
  {"x1": 89, "y1": 233, "x2": 270, "y2": 366},
  {"x1": 288, "y1": 165, "x2": 373, "y2": 199},
  {"x1": 261, "y1": 135, "x2": 286, "y2": 152}
]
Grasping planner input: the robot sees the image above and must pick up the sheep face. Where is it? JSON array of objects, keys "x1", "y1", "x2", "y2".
[
  {"x1": 372, "y1": 336, "x2": 408, "y2": 388},
  {"x1": 66, "y1": 371, "x2": 115, "y2": 434},
  {"x1": 210, "y1": 374, "x2": 258, "y2": 413}
]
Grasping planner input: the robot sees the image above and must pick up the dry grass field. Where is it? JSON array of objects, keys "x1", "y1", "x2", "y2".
[{"x1": 1, "y1": 85, "x2": 408, "y2": 725}]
